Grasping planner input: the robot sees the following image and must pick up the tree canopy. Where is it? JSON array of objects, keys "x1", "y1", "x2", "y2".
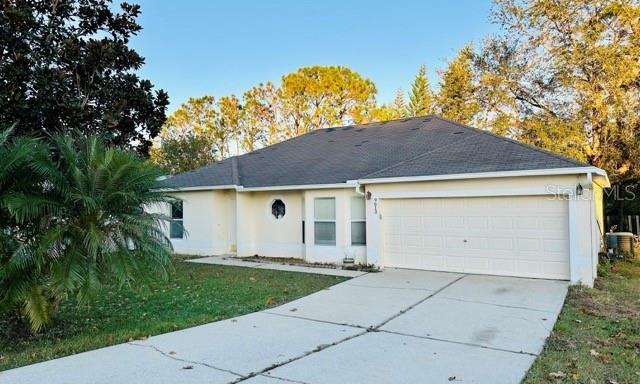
[
  {"x1": 152, "y1": 66, "x2": 378, "y2": 173},
  {"x1": 150, "y1": 97, "x2": 218, "y2": 174},
  {"x1": 475, "y1": 0, "x2": 640, "y2": 183},
  {"x1": 0, "y1": 0, "x2": 168, "y2": 155},
  {"x1": 407, "y1": 65, "x2": 434, "y2": 117},
  {"x1": 437, "y1": 46, "x2": 479, "y2": 125},
  {"x1": 278, "y1": 66, "x2": 377, "y2": 136}
]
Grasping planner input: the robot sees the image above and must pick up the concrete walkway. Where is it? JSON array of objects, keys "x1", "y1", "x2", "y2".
[
  {"x1": 1, "y1": 269, "x2": 568, "y2": 384},
  {"x1": 187, "y1": 255, "x2": 368, "y2": 277}
]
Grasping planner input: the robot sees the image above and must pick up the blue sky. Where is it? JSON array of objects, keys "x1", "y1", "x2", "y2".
[{"x1": 130, "y1": 0, "x2": 497, "y2": 112}]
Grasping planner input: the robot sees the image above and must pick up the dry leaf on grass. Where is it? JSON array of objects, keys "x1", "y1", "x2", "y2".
[{"x1": 547, "y1": 371, "x2": 566, "y2": 379}]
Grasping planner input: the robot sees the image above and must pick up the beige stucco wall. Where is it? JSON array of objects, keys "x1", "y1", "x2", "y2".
[
  {"x1": 236, "y1": 190, "x2": 305, "y2": 258},
  {"x1": 161, "y1": 190, "x2": 233, "y2": 256}
]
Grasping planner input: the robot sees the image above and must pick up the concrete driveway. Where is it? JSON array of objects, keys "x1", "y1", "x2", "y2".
[{"x1": 1, "y1": 269, "x2": 568, "y2": 384}]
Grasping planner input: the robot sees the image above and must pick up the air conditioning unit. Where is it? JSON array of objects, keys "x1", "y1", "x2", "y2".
[{"x1": 606, "y1": 232, "x2": 635, "y2": 257}]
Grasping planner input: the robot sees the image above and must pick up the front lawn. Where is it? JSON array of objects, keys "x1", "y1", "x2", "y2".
[
  {"x1": 524, "y1": 258, "x2": 640, "y2": 383},
  {"x1": 0, "y1": 261, "x2": 346, "y2": 371}
]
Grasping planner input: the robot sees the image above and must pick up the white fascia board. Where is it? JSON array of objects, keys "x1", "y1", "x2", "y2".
[
  {"x1": 591, "y1": 172, "x2": 611, "y2": 188},
  {"x1": 237, "y1": 183, "x2": 352, "y2": 192},
  {"x1": 359, "y1": 167, "x2": 608, "y2": 184},
  {"x1": 157, "y1": 183, "x2": 354, "y2": 193},
  {"x1": 156, "y1": 185, "x2": 237, "y2": 192}
]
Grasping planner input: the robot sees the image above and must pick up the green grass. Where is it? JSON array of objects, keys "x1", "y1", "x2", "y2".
[
  {"x1": 524, "y1": 258, "x2": 640, "y2": 383},
  {"x1": 0, "y1": 261, "x2": 347, "y2": 371}
]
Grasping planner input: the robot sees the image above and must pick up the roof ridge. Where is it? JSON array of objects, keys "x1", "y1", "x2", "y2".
[
  {"x1": 315, "y1": 114, "x2": 435, "y2": 131},
  {"x1": 431, "y1": 115, "x2": 587, "y2": 167},
  {"x1": 361, "y1": 131, "x2": 481, "y2": 179}
]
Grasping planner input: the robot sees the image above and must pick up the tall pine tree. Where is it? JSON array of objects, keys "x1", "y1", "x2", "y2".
[
  {"x1": 407, "y1": 65, "x2": 433, "y2": 117},
  {"x1": 437, "y1": 46, "x2": 479, "y2": 124},
  {"x1": 393, "y1": 89, "x2": 406, "y2": 118}
]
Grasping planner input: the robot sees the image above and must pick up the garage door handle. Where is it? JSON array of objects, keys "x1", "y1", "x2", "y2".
[{"x1": 463, "y1": 239, "x2": 468, "y2": 243}]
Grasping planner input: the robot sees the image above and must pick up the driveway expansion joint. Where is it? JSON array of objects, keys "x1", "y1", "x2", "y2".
[
  {"x1": 232, "y1": 275, "x2": 468, "y2": 383},
  {"x1": 435, "y1": 296, "x2": 560, "y2": 314},
  {"x1": 345, "y1": 283, "x2": 435, "y2": 291},
  {"x1": 257, "y1": 374, "x2": 312, "y2": 384},
  {"x1": 127, "y1": 342, "x2": 244, "y2": 377},
  {"x1": 229, "y1": 330, "x2": 369, "y2": 383},
  {"x1": 263, "y1": 311, "x2": 368, "y2": 330},
  {"x1": 378, "y1": 330, "x2": 539, "y2": 357},
  {"x1": 372, "y1": 274, "x2": 467, "y2": 330}
]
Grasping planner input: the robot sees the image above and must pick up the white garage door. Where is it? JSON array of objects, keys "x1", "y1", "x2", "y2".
[{"x1": 382, "y1": 196, "x2": 570, "y2": 280}]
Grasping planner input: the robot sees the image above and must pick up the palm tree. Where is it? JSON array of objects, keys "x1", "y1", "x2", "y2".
[{"x1": 0, "y1": 132, "x2": 173, "y2": 332}]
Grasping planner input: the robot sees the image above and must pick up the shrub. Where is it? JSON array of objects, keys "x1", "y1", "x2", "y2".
[{"x1": 0, "y1": 131, "x2": 173, "y2": 332}]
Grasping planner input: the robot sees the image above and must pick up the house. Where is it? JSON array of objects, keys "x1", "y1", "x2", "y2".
[{"x1": 156, "y1": 116, "x2": 609, "y2": 286}]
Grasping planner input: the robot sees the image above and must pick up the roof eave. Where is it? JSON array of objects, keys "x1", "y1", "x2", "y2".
[
  {"x1": 155, "y1": 185, "x2": 238, "y2": 192},
  {"x1": 358, "y1": 167, "x2": 608, "y2": 185}
]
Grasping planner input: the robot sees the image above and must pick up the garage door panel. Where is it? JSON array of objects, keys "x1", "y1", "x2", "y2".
[
  {"x1": 466, "y1": 217, "x2": 489, "y2": 230},
  {"x1": 543, "y1": 239, "x2": 567, "y2": 253},
  {"x1": 516, "y1": 238, "x2": 540, "y2": 252},
  {"x1": 465, "y1": 237, "x2": 489, "y2": 250},
  {"x1": 516, "y1": 217, "x2": 541, "y2": 230},
  {"x1": 491, "y1": 258, "x2": 517, "y2": 274},
  {"x1": 444, "y1": 216, "x2": 465, "y2": 229},
  {"x1": 382, "y1": 196, "x2": 570, "y2": 280},
  {"x1": 402, "y1": 217, "x2": 424, "y2": 234},
  {"x1": 445, "y1": 236, "x2": 465, "y2": 249},
  {"x1": 541, "y1": 262, "x2": 569, "y2": 278},
  {"x1": 403, "y1": 235, "x2": 423, "y2": 252},
  {"x1": 542, "y1": 217, "x2": 565, "y2": 231},
  {"x1": 442, "y1": 256, "x2": 465, "y2": 269},
  {"x1": 516, "y1": 260, "x2": 543, "y2": 275},
  {"x1": 491, "y1": 217, "x2": 515, "y2": 230},
  {"x1": 421, "y1": 216, "x2": 442, "y2": 228},
  {"x1": 465, "y1": 257, "x2": 490, "y2": 271},
  {"x1": 384, "y1": 234, "x2": 403, "y2": 251},
  {"x1": 423, "y1": 235, "x2": 444, "y2": 248}
]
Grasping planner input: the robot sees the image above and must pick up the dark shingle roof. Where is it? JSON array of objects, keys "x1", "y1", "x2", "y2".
[{"x1": 158, "y1": 115, "x2": 587, "y2": 189}]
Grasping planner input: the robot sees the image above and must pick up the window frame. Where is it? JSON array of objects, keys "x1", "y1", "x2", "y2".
[
  {"x1": 314, "y1": 197, "x2": 336, "y2": 246},
  {"x1": 350, "y1": 196, "x2": 367, "y2": 246},
  {"x1": 169, "y1": 200, "x2": 184, "y2": 239}
]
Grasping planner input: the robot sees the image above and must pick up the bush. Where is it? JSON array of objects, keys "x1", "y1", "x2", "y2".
[{"x1": 0, "y1": 131, "x2": 173, "y2": 332}]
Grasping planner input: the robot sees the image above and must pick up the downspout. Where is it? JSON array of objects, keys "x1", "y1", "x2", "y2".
[{"x1": 354, "y1": 180, "x2": 365, "y2": 196}]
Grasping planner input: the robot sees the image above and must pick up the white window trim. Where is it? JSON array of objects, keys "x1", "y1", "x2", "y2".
[
  {"x1": 350, "y1": 196, "x2": 366, "y2": 246},
  {"x1": 314, "y1": 197, "x2": 336, "y2": 246},
  {"x1": 170, "y1": 201, "x2": 184, "y2": 239}
]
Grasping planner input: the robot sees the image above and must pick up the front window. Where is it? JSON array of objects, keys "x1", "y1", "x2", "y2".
[
  {"x1": 351, "y1": 197, "x2": 366, "y2": 245},
  {"x1": 170, "y1": 201, "x2": 184, "y2": 239},
  {"x1": 314, "y1": 197, "x2": 336, "y2": 245}
]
